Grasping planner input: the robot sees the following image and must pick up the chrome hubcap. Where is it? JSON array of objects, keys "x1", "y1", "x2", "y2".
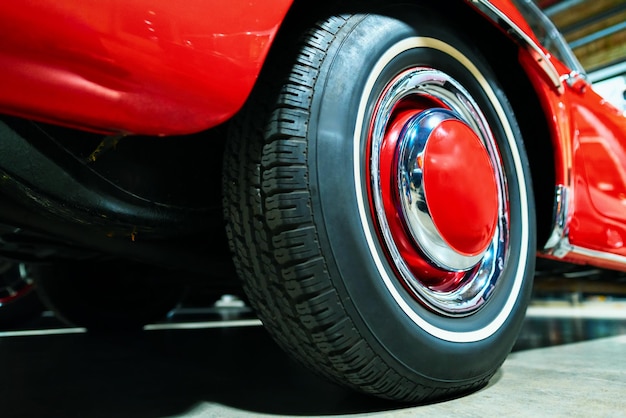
[{"x1": 396, "y1": 108, "x2": 499, "y2": 271}]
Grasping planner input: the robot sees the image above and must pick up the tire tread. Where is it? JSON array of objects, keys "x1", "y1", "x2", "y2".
[{"x1": 223, "y1": 13, "x2": 494, "y2": 402}]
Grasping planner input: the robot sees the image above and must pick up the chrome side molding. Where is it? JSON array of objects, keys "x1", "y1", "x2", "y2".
[
  {"x1": 543, "y1": 184, "x2": 569, "y2": 257},
  {"x1": 466, "y1": 0, "x2": 564, "y2": 94},
  {"x1": 543, "y1": 185, "x2": 626, "y2": 268}
]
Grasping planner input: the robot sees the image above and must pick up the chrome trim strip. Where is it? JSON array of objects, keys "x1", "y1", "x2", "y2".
[
  {"x1": 569, "y1": 245, "x2": 626, "y2": 266},
  {"x1": 562, "y1": 71, "x2": 588, "y2": 88},
  {"x1": 548, "y1": 234, "x2": 626, "y2": 267},
  {"x1": 467, "y1": 0, "x2": 564, "y2": 94},
  {"x1": 542, "y1": 185, "x2": 626, "y2": 268},
  {"x1": 543, "y1": 184, "x2": 569, "y2": 256}
]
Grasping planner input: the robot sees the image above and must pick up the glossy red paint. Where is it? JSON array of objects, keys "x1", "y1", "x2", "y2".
[
  {"x1": 517, "y1": 52, "x2": 572, "y2": 185},
  {"x1": 1, "y1": 0, "x2": 626, "y2": 273},
  {"x1": 423, "y1": 119, "x2": 498, "y2": 256},
  {"x1": 570, "y1": 90, "x2": 626, "y2": 254},
  {"x1": 0, "y1": 0, "x2": 293, "y2": 135},
  {"x1": 515, "y1": 27, "x2": 626, "y2": 269}
]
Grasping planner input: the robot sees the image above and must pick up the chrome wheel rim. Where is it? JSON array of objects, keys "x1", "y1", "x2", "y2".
[{"x1": 368, "y1": 67, "x2": 509, "y2": 316}]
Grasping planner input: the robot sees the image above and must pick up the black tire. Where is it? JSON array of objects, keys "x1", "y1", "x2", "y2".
[
  {"x1": 31, "y1": 261, "x2": 185, "y2": 331},
  {"x1": 0, "y1": 260, "x2": 45, "y2": 328},
  {"x1": 223, "y1": 6, "x2": 535, "y2": 403}
]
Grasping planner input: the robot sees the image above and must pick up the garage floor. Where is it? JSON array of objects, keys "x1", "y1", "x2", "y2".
[{"x1": 1, "y1": 290, "x2": 626, "y2": 417}]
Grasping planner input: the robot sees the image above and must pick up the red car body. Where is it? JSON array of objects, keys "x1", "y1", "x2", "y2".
[
  {"x1": 1, "y1": 0, "x2": 624, "y2": 403},
  {"x1": 1, "y1": 0, "x2": 625, "y2": 272},
  {"x1": 0, "y1": 0, "x2": 292, "y2": 135}
]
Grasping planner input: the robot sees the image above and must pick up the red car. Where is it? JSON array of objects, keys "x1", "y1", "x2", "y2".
[{"x1": 0, "y1": 0, "x2": 624, "y2": 403}]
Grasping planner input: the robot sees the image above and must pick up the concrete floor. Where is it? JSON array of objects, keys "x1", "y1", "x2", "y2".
[{"x1": 1, "y1": 299, "x2": 626, "y2": 417}]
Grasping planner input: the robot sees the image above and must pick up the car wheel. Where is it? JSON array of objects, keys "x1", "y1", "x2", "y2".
[
  {"x1": 31, "y1": 261, "x2": 185, "y2": 331},
  {"x1": 223, "y1": 6, "x2": 536, "y2": 402},
  {"x1": 0, "y1": 260, "x2": 44, "y2": 328}
]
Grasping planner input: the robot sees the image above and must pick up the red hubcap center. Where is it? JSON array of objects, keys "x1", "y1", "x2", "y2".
[{"x1": 422, "y1": 119, "x2": 498, "y2": 256}]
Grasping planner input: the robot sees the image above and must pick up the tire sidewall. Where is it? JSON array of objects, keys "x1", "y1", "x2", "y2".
[{"x1": 308, "y1": 10, "x2": 535, "y2": 381}]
